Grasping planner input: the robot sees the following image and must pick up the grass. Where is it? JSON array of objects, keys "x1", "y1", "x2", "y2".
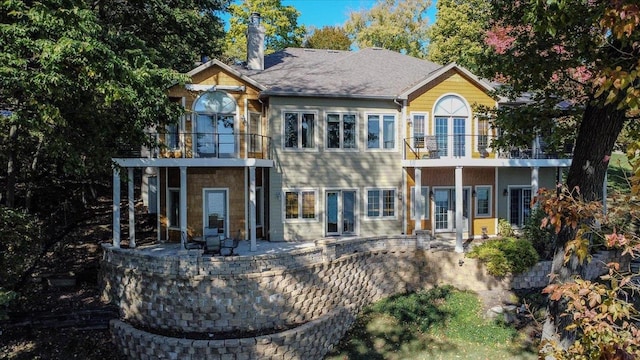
[
  {"x1": 325, "y1": 286, "x2": 537, "y2": 360},
  {"x1": 608, "y1": 152, "x2": 633, "y2": 194}
]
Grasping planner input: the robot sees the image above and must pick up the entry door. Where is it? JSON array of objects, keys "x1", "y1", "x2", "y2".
[
  {"x1": 433, "y1": 188, "x2": 470, "y2": 232},
  {"x1": 203, "y1": 189, "x2": 227, "y2": 238},
  {"x1": 326, "y1": 190, "x2": 356, "y2": 236}
]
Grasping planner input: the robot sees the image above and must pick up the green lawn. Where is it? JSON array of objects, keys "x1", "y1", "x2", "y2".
[
  {"x1": 325, "y1": 286, "x2": 537, "y2": 360},
  {"x1": 608, "y1": 152, "x2": 633, "y2": 194}
]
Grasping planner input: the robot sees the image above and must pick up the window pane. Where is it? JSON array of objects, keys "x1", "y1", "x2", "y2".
[
  {"x1": 327, "y1": 114, "x2": 340, "y2": 148},
  {"x1": 413, "y1": 114, "x2": 425, "y2": 148},
  {"x1": 478, "y1": 118, "x2": 489, "y2": 149},
  {"x1": 285, "y1": 192, "x2": 299, "y2": 219},
  {"x1": 367, "y1": 190, "x2": 380, "y2": 216},
  {"x1": 367, "y1": 115, "x2": 380, "y2": 148},
  {"x1": 383, "y1": 189, "x2": 395, "y2": 216},
  {"x1": 477, "y1": 187, "x2": 490, "y2": 216},
  {"x1": 168, "y1": 190, "x2": 180, "y2": 227},
  {"x1": 343, "y1": 115, "x2": 356, "y2": 148},
  {"x1": 435, "y1": 117, "x2": 448, "y2": 156},
  {"x1": 301, "y1": 191, "x2": 315, "y2": 219},
  {"x1": 284, "y1": 113, "x2": 298, "y2": 148},
  {"x1": 453, "y1": 117, "x2": 465, "y2": 156},
  {"x1": 383, "y1": 115, "x2": 395, "y2": 149},
  {"x1": 301, "y1": 113, "x2": 314, "y2": 148},
  {"x1": 166, "y1": 124, "x2": 179, "y2": 149}
]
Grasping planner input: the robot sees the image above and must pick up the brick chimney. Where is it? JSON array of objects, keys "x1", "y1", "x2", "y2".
[{"x1": 247, "y1": 12, "x2": 265, "y2": 71}]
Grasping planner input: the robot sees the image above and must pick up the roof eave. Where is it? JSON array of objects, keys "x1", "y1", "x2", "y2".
[
  {"x1": 398, "y1": 63, "x2": 496, "y2": 99},
  {"x1": 186, "y1": 59, "x2": 266, "y2": 91}
]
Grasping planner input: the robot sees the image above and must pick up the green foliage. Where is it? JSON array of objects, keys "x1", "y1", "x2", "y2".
[
  {"x1": 467, "y1": 237, "x2": 539, "y2": 277},
  {"x1": 0, "y1": 288, "x2": 17, "y2": 320},
  {"x1": 344, "y1": 0, "x2": 430, "y2": 58},
  {"x1": 0, "y1": 207, "x2": 42, "y2": 290},
  {"x1": 497, "y1": 218, "x2": 513, "y2": 237},
  {"x1": 303, "y1": 26, "x2": 351, "y2": 50},
  {"x1": 522, "y1": 207, "x2": 557, "y2": 260},
  {"x1": 427, "y1": 0, "x2": 490, "y2": 72},
  {"x1": 370, "y1": 285, "x2": 454, "y2": 332},
  {"x1": 223, "y1": 0, "x2": 305, "y2": 62}
]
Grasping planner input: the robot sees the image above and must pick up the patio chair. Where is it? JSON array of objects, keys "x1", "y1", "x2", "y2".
[
  {"x1": 425, "y1": 136, "x2": 440, "y2": 159},
  {"x1": 203, "y1": 235, "x2": 221, "y2": 255},
  {"x1": 221, "y1": 230, "x2": 241, "y2": 256},
  {"x1": 183, "y1": 231, "x2": 204, "y2": 250}
]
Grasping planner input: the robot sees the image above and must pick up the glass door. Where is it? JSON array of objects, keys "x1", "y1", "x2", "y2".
[
  {"x1": 434, "y1": 188, "x2": 470, "y2": 232},
  {"x1": 217, "y1": 114, "x2": 236, "y2": 157},
  {"x1": 203, "y1": 189, "x2": 227, "y2": 238},
  {"x1": 326, "y1": 190, "x2": 356, "y2": 236}
]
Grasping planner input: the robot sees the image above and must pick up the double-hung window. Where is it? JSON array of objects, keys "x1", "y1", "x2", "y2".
[
  {"x1": 477, "y1": 117, "x2": 490, "y2": 154},
  {"x1": 326, "y1": 113, "x2": 356, "y2": 149},
  {"x1": 367, "y1": 188, "x2": 396, "y2": 218},
  {"x1": 284, "y1": 190, "x2": 316, "y2": 220},
  {"x1": 284, "y1": 111, "x2": 315, "y2": 149},
  {"x1": 474, "y1": 186, "x2": 491, "y2": 217},
  {"x1": 367, "y1": 114, "x2": 395, "y2": 150}
]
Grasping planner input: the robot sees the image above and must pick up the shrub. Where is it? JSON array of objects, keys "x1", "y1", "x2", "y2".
[
  {"x1": 522, "y1": 206, "x2": 557, "y2": 260},
  {"x1": 498, "y1": 218, "x2": 513, "y2": 237},
  {"x1": 467, "y1": 237, "x2": 539, "y2": 277},
  {"x1": 0, "y1": 206, "x2": 42, "y2": 291}
]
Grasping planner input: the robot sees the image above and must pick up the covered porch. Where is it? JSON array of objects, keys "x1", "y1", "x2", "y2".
[{"x1": 111, "y1": 157, "x2": 273, "y2": 253}]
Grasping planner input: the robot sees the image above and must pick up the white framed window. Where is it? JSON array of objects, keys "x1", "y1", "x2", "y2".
[
  {"x1": 411, "y1": 186, "x2": 429, "y2": 220},
  {"x1": 476, "y1": 116, "x2": 490, "y2": 154},
  {"x1": 367, "y1": 114, "x2": 396, "y2": 150},
  {"x1": 326, "y1": 113, "x2": 357, "y2": 150},
  {"x1": 433, "y1": 94, "x2": 471, "y2": 157},
  {"x1": 508, "y1": 186, "x2": 532, "y2": 228},
  {"x1": 411, "y1": 113, "x2": 428, "y2": 149},
  {"x1": 284, "y1": 111, "x2": 316, "y2": 150},
  {"x1": 167, "y1": 188, "x2": 180, "y2": 228},
  {"x1": 366, "y1": 188, "x2": 396, "y2": 218},
  {"x1": 249, "y1": 112, "x2": 263, "y2": 153},
  {"x1": 474, "y1": 186, "x2": 492, "y2": 218},
  {"x1": 284, "y1": 189, "x2": 317, "y2": 221}
]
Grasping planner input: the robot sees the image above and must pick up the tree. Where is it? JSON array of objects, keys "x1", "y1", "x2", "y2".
[
  {"x1": 478, "y1": 0, "x2": 640, "y2": 351},
  {"x1": 427, "y1": 0, "x2": 490, "y2": 72},
  {"x1": 0, "y1": 0, "x2": 226, "y2": 289},
  {"x1": 223, "y1": 0, "x2": 305, "y2": 62},
  {"x1": 344, "y1": 0, "x2": 431, "y2": 57},
  {"x1": 304, "y1": 26, "x2": 351, "y2": 51}
]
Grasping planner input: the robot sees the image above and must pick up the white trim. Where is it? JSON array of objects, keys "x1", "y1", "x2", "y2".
[
  {"x1": 410, "y1": 112, "x2": 429, "y2": 149},
  {"x1": 432, "y1": 93, "x2": 473, "y2": 159},
  {"x1": 506, "y1": 185, "x2": 533, "y2": 229},
  {"x1": 364, "y1": 187, "x2": 398, "y2": 220},
  {"x1": 185, "y1": 58, "x2": 265, "y2": 90},
  {"x1": 113, "y1": 158, "x2": 274, "y2": 168},
  {"x1": 324, "y1": 188, "x2": 359, "y2": 236},
  {"x1": 202, "y1": 187, "x2": 230, "y2": 238},
  {"x1": 474, "y1": 185, "x2": 492, "y2": 218},
  {"x1": 185, "y1": 84, "x2": 246, "y2": 92},
  {"x1": 282, "y1": 188, "x2": 318, "y2": 222}
]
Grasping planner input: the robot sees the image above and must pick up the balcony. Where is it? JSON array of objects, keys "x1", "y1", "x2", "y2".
[
  {"x1": 116, "y1": 132, "x2": 272, "y2": 160},
  {"x1": 403, "y1": 134, "x2": 573, "y2": 161}
]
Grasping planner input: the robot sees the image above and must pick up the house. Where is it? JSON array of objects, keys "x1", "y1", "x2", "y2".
[{"x1": 111, "y1": 13, "x2": 571, "y2": 252}]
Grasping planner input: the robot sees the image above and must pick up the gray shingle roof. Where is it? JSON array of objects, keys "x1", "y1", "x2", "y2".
[{"x1": 233, "y1": 47, "x2": 443, "y2": 99}]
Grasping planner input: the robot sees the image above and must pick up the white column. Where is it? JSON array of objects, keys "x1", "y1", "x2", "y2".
[
  {"x1": 531, "y1": 166, "x2": 539, "y2": 200},
  {"x1": 180, "y1": 166, "x2": 187, "y2": 249},
  {"x1": 128, "y1": 168, "x2": 136, "y2": 248},
  {"x1": 249, "y1": 167, "x2": 257, "y2": 252},
  {"x1": 112, "y1": 168, "x2": 121, "y2": 248},
  {"x1": 455, "y1": 166, "x2": 464, "y2": 253},
  {"x1": 414, "y1": 168, "x2": 422, "y2": 231}
]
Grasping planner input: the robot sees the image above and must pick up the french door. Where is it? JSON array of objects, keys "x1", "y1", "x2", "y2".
[
  {"x1": 196, "y1": 114, "x2": 236, "y2": 157},
  {"x1": 435, "y1": 117, "x2": 467, "y2": 157},
  {"x1": 326, "y1": 190, "x2": 356, "y2": 236},
  {"x1": 509, "y1": 187, "x2": 532, "y2": 228},
  {"x1": 433, "y1": 188, "x2": 470, "y2": 232}
]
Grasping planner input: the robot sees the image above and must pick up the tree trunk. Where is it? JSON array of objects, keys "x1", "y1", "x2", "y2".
[
  {"x1": 542, "y1": 101, "x2": 627, "y2": 349},
  {"x1": 25, "y1": 135, "x2": 44, "y2": 211},
  {"x1": 6, "y1": 124, "x2": 18, "y2": 208}
]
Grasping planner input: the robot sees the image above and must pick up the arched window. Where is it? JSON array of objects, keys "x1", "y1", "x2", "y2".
[
  {"x1": 193, "y1": 91, "x2": 237, "y2": 157},
  {"x1": 433, "y1": 95, "x2": 470, "y2": 157}
]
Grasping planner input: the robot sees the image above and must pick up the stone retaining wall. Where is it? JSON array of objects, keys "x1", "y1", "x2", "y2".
[{"x1": 101, "y1": 237, "x2": 627, "y2": 359}]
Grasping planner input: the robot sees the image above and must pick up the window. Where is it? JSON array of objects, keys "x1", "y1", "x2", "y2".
[
  {"x1": 434, "y1": 95, "x2": 469, "y2": 157},
  {"x1": 367, "y1": 189, "x2": 395, "y2": 218},
  {"x1": 167, "y1": 188, "x2": 180, "y2": 228},
  {"x1": 509, "y1": 187, "x2": 532, "y2": 227},
  {"x1": 249, "y1": 112, "x2": 262, "y2": 153},
  {"x1": 166, "y1": 123, "x2": 180, "y2": 150},
  {"x1": 474, "y1": 186, "x2": 491, "y2": 217},
  {"x1": 326, "y1": 113, "x2": 356, "y2": 149},
  {"x1": 193, "y1": 91, "x2": 237, "y2": 158},
  {"x1": 477, "y1": 117, "x2": 490, "y2": 153},
  {"x1": 284, "y1": 112, "x2": 315, "y2": 149},
  {"x1": 367, "y1": 114, "x2": 395, "y2": 149},
  {"x1": 412, "y1": 113, "x2": 427, "y2": 148},
  {"x1": 284, "y1": 190, "x2": 316, "y2": 220},
  {"x1": 411, "y1": 186, "x2": 429, "y2": 220}
]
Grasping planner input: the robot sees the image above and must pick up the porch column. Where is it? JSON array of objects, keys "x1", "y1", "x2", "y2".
[
  {"x1": 128, "y1": 168, "x2": 136, "y2": 248},
  {"x1": 455, "y1": 166, "x2": 464, "y2": 253},
  {"x1": 249, "y1": 166, "x2": 257, "y2": 252},
  {"x1": 180, "y1": 166, "x2": 187, "y2": 249},
  {"x1": 414, "y1": 168, "x2": 422, "y2": 231},
  {"x1": 112, "y1": 168, "x2": 121, "y2": 248},
  {"x1": 531, "y1": 166, "x2": 539, "y2": 200}
]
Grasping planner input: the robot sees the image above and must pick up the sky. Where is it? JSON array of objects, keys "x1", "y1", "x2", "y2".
[{"x1": 224, "y1": 0, "x2": 438, "y2": 30}]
